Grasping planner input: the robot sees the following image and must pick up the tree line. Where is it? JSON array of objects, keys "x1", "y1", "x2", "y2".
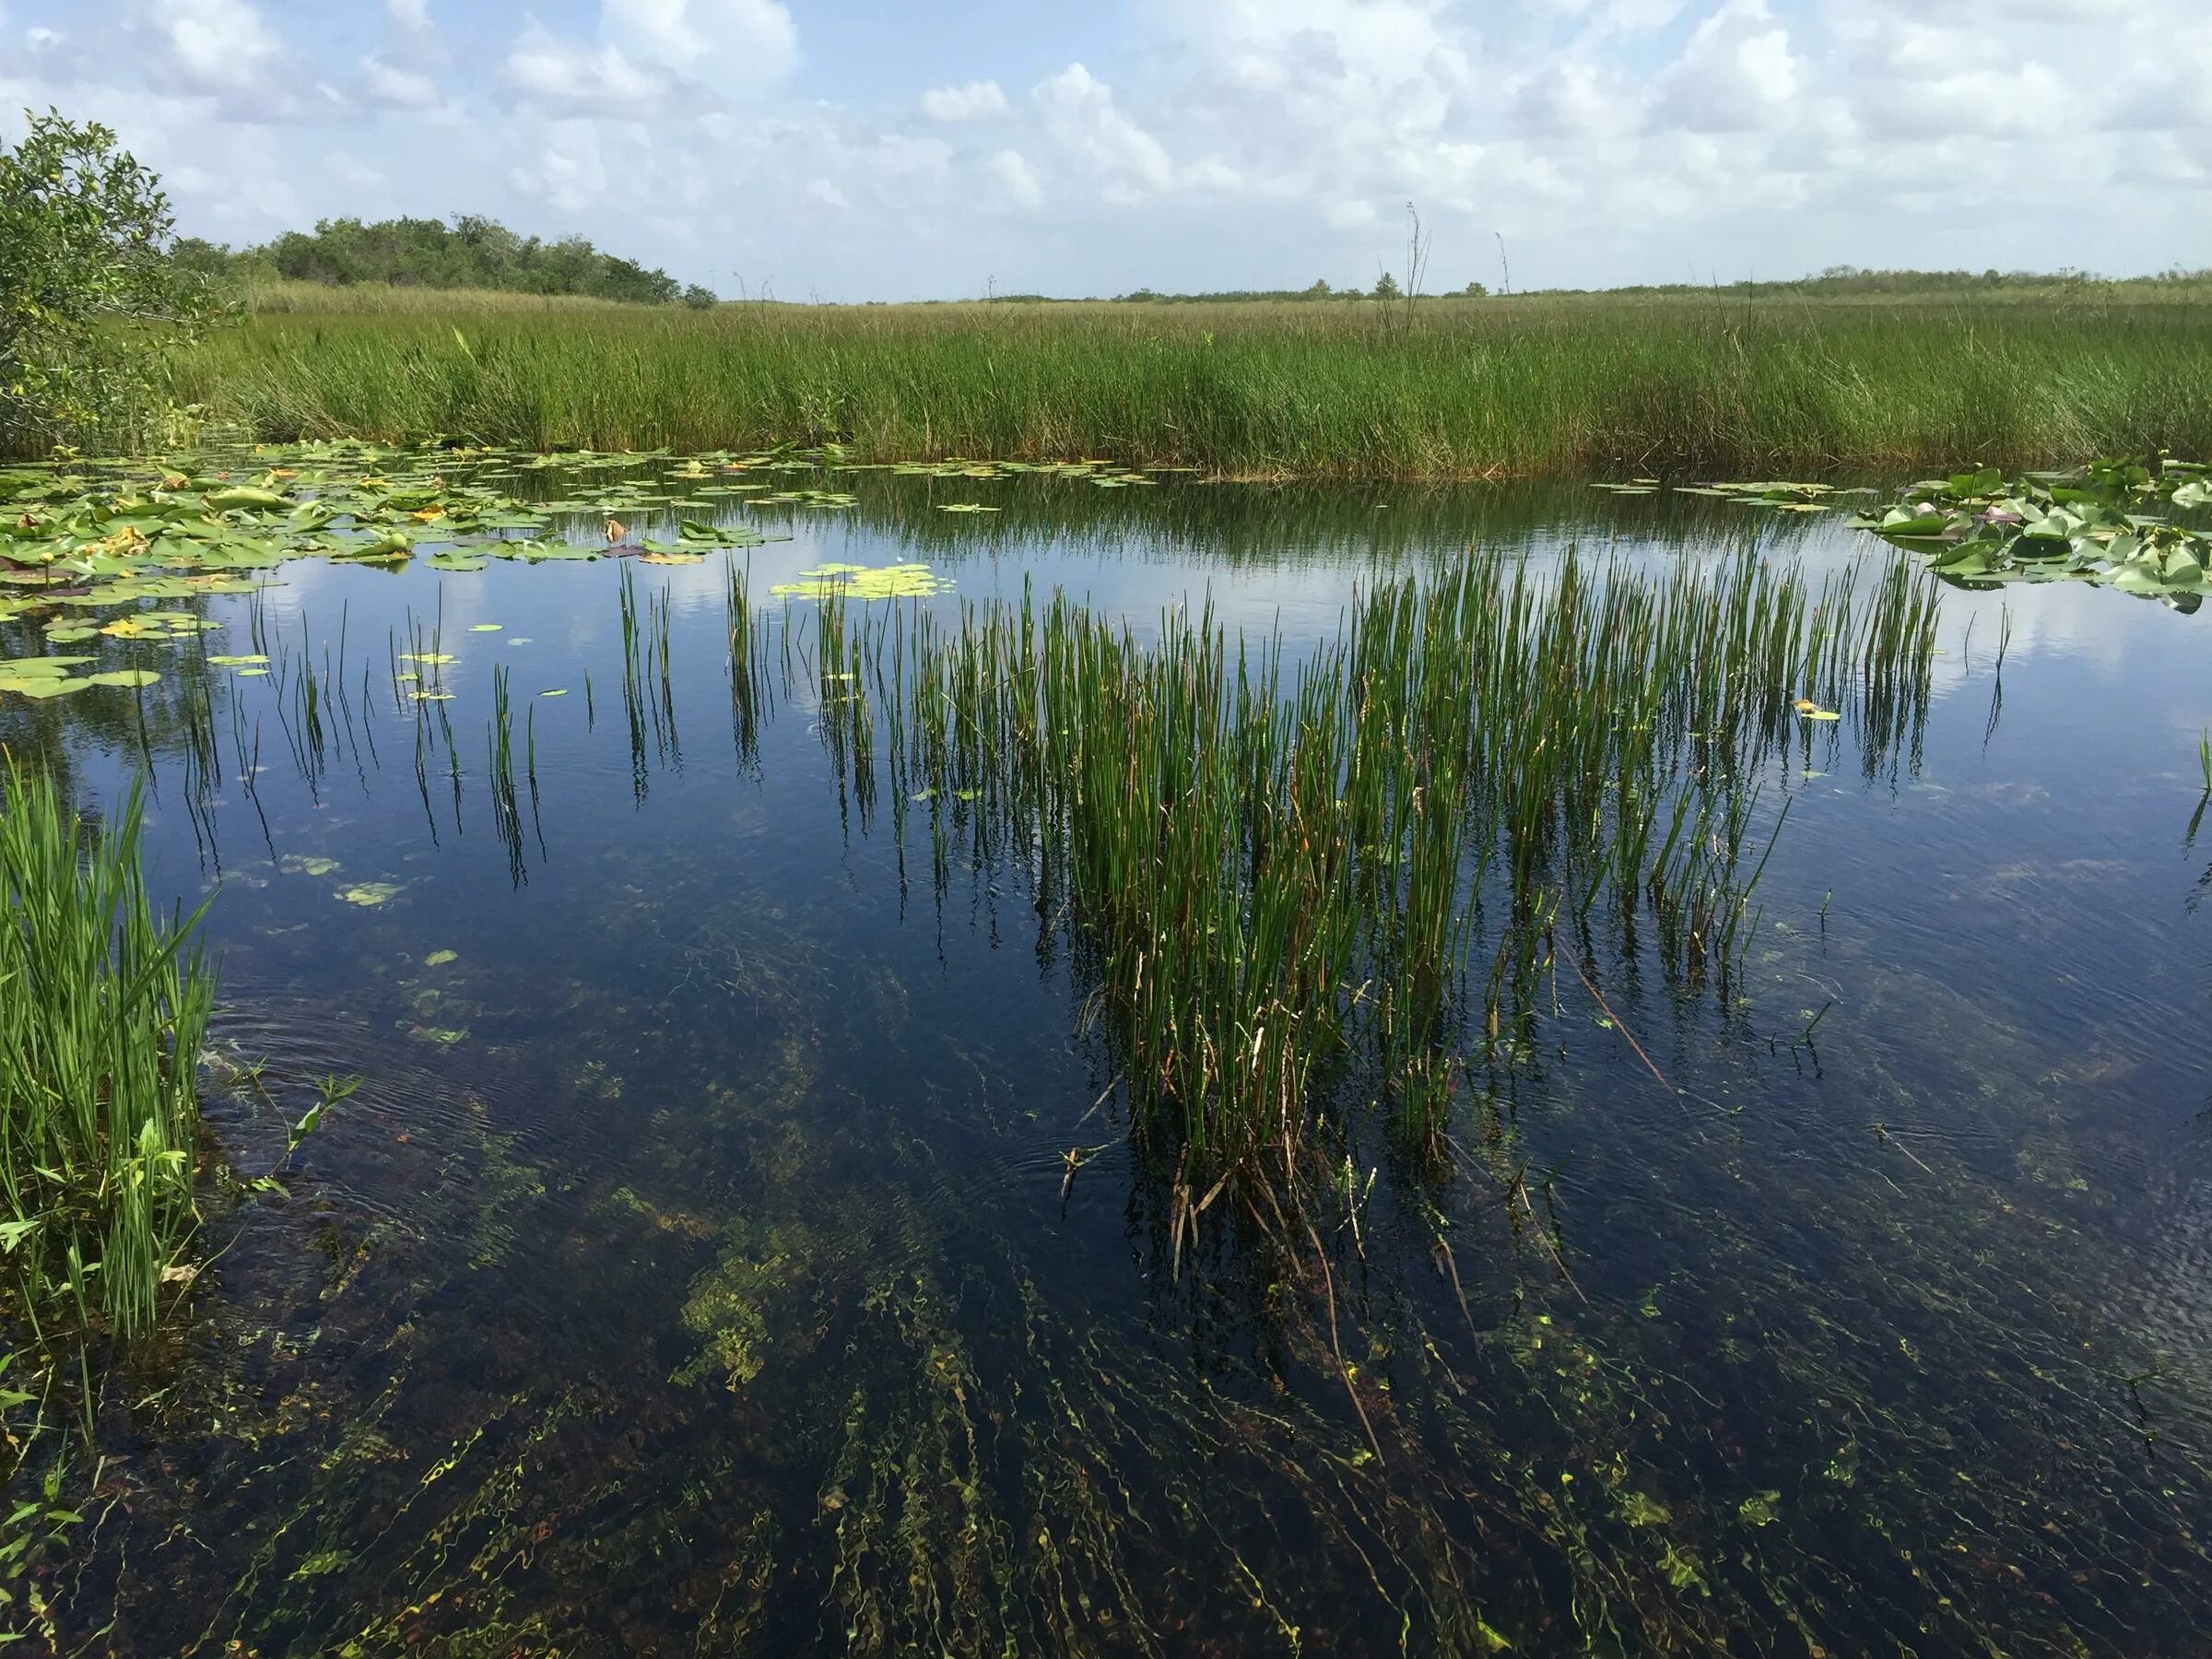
[{"x1": 176, "y1": 215, "x2": 717, "y2": 307}]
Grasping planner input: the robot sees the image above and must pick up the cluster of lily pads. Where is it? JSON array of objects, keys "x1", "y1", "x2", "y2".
[
  {"x1": 0, "y1": 442, "x2": 1207, "y2": 701},
  {"x1": 1594, "y1": 457, "x2": 2212, "y2": 606},
  {"x1": 1592, "y1": 478, "x2": 1871, "y2": 512},
  {"x1": 0, "y1": 444, "x2": 854, "y2": 697},
  {"x1": 768, "y1": 562, "x2": 953, "y2": 600},
  {"x1": 1849, "y1": 459, "x2": 2212, "y2": 602}
]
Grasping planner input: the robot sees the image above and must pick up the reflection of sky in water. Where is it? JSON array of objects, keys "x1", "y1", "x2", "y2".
[{"x1": 18, "y1": 476, "x2": 2212, "y2": 1652}]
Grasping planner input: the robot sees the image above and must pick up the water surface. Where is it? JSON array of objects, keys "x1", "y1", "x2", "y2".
[{"x1": 10, "y1": 462, "x2": 2211, "y2": 1653}]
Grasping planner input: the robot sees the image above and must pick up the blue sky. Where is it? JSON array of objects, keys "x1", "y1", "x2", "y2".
[{"x1": 3, "y1": 1, "x2": 2206, "y2": 300}]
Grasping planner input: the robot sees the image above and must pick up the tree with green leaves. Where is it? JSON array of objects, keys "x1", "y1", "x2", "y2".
[{"x1": 0, "y1": 109, "x2": 214, "y2": 451}]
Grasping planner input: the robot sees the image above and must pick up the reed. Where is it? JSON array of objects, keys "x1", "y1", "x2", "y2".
[
  {"x1": 488, "y1": 663, "x2": 526, "y2": 883},
  {"x1": 159, "y1": 293, "x2": 2212, "y2": 478},
  {"x1": 761, "y1": 548, "x2": 1938, "y2": 1187},
  {"x1": 0, "y1": 758, "x2": 215, "y2": 1344}
]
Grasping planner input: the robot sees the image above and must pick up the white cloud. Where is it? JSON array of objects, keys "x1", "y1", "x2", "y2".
[
  {"x1": 921, "y1": 79, "x2": 1009, "y2": 122},
  {"x1": 504, "y1": 0, "x2": 796, "y2": 105},
  {"x1": 504, "y1": 30, "x2": 660, "y2": 102},
  {"x1": 1653, "y1": 0, "x2": 1805, "y2": 134},
  {"x1": 25, "y1": 26, "x2": 60, "y2": 52},
  {"x1": 324, "y1": 147, "x2": 385, "y2": 189},
  {"x1": 990, "y1": 147, "x2": 1041, "y2": 206},
  {"x1": 1034, "y1": 64, "x2": 1174, "y2": 193},
  {"x1": 6, "y1": 0, "x2": 2207, "y2": 302},
  {"x1": 510, "y1": 122, "x2": 615, "y2": 212},
  {"x1": 153, "y1": 0, "x2": 282, "y2": 92},
  {"x1": 360, "y1": 53, "x2": 441, "y2": 111}
]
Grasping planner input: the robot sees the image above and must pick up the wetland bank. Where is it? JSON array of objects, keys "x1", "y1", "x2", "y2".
[{"x1": 2, "y1": 441, "x2": 2209, "y2": 1652}]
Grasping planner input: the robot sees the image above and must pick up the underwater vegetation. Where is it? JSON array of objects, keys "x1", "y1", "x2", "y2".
[{"x1": 13, "y1": 442, "x2": 2212, "y2": 1652}]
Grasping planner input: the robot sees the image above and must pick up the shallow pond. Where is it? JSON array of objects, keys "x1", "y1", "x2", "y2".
[{"x1": 7, "y1": 456, "x2": 2212, "y2": 1653}]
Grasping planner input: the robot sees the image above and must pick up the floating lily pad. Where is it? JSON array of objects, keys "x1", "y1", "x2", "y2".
[
  {"x1": 1851, "y1": 460, "x2": 2212, "y2": 603},
  {"x1": 2, "y1": 676, "x2": 92, "y2": 699},
  {"x1": 770, "y1": 561, "x2": 951, "y2": 601},
  {"x1": 336, "y1": 882, "x2": 403, "y2": 907}
]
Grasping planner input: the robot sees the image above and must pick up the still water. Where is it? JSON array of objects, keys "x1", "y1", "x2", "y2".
[{"x1": 12, "y1": 462, "x2": 2212, "y2": 1653}]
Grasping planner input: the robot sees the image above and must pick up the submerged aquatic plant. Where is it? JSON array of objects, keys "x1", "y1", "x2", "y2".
[{"x1": 0, "y1": 758, "x2": 214, "y2": 1343}]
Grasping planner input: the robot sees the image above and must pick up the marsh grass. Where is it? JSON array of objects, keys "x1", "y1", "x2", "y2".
[
  {"x1": 752, "y1": 549, "x2": 1938, "y2": 1195},
  {"x1": 0, "y1": 758, "x2": 214, "y2": 1346},
  {"x1": 165, "y1": 294, "x2": 2212, "y2": 477}
]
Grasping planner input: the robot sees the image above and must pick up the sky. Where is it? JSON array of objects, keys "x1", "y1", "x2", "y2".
[{"x1": 1, "y1": 0, "x2": 2206, "y2": 300}]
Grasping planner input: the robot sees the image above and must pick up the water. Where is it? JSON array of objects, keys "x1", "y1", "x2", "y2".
[{"x1": 9, "y1": 462, "x2": 2212, "y2": 1653}]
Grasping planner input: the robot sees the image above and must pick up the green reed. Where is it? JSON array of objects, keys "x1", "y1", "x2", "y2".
[
  {"x1": 162, "y1": 294, "x2": 2212, "y2": 478},
  {"x1": 488, "y1": 663, "x2": 525, "y2": 881},
  {"x1": 0, "y1": 759, "x2": 215, "y2": 1344},
  {"x1": 771, "y1": 549, "x2": 1937, "y2": 1183}
]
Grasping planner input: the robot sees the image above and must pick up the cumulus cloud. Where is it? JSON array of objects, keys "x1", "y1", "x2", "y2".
[
  {"x1": 990, "y1": 147, "x2": 1042, "y2": 206},
  {"x1": 153, "y1": 0, "x2": 281, "y2": 92},
  {"x1": 360, "y1": 53, "x2": 441, "y2": 111},
  {"x1": 506, "y1": 32, "x2": 660, "y2": 102},
  {"x1": 3, "y1": 0, "x2": 2206, "y2": 300},
  {"x1": 1652, "y1": 0, "x2": 1805, "y2": 135},
  {"x1": 324, "y1": 147, "x2": 385, "y2": 188},
  {"x1": 921, "y1": 79, "x2": 1008, "y2": 122},
  {"x1": 1033, "y1": 64, "x2": 1174, "y2": 193},
  {"x1": 510, "y1": 121, "x2": 615, "y2": 211},
  {"x1": 504, "y1": 0, "x2": 796, "y2": 104}
]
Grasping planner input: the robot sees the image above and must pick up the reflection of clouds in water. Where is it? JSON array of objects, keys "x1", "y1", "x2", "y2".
[{"x1": 1916, "y1": 579, "x2": 2212, "y2": 743}]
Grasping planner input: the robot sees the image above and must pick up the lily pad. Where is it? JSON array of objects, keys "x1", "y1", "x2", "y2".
[{"x1": 336, "y1": 882, "x2": 403, "y2": 907}]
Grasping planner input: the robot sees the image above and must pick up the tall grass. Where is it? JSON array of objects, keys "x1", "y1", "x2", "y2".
[
  {"x1": 0, "y1": 758, "x2": 213, "y2": 1344},
  {"x1": 161, "y1": 293, "x2": 2212, "y2": 478},
  {"x1": 768, "y1": 548, "x2": 1937, "y2": 1187}
]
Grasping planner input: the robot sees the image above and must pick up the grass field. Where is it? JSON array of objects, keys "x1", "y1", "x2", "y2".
[{"x1": 163, "y1": 285, "x2": 2212, "y2": 478}]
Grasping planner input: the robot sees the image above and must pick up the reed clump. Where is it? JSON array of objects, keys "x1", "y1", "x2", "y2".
[
  {"x1": 775, "y1": 548, "x2": 1937, "y2": 1185},
  {"x1": 159, "y1": 294, "x2": 2212, "y2": 478},
  {"x1": 0, "y1": 758, "x2": 214, "y2": 1345}
]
